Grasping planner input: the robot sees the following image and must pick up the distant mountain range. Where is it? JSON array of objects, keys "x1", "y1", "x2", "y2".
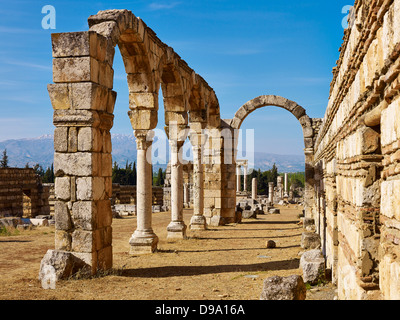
[{"x1": 0, "y1": 134, "x2": 305, "y2": 173}]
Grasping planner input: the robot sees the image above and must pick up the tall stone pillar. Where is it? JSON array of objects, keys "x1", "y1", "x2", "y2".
[
  {"x1": 277, "y1": 176, "x2": 283, "y2": 199},
  {"x1": 243, "y1": 165, "x2": 248, "y2": 192},
  {"x1": 236, "y1": 165, "x2": 241, "y2": 192},
  {"x1": 167, "y1": 136, "x2": 187, "y2": 239},
  {"x1": 129, "y1": 130, "x2": 158, "y2": 254},
  {"x1": 284, "y1": 173, "x2": 289, "y2": 198},
  {"x1": 190, "y1": 131, "x2": 207, "y2": 230},
  {"x1": 41, "y1": 31, "x2": 116, "y2": 279},
  {"x1": 268, "y1": 182, "x2": 274, "y2": 204},
  {"x1": 252, "y1": 178, "x2": 257, "y2": 200}
]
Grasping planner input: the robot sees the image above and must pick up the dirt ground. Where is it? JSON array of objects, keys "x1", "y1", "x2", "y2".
[{"x1": 0, "y1": 204, "x2": 336, "y2": 300}]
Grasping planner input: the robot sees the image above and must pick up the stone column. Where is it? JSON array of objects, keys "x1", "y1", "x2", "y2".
[
  {"x1": 190, "y1": 131, "x2": 207, "y2": 230},
  {"x1": 167, "y1": 138, "x2": 187, "y2": 239},
  {"x1": 243, "y1": 165, "x2": 248, "y2": 192},
  {"x1": 236, "y1": 165, "x2": 241, "y2": 192},
  {"x1": 129, "y1": 130, "x2": 158, "y2": 254},
  {"x1": 252, "y1": 178, "x2": 257, "y2": 200},
  {"x1": 183, "y1": 183, "x2": 189, "y2": 208},
  {"x1": 269, "y1": 182, "x2": 274, "y2": 204},
  {"x1": 284, "y1": 173, "x2": 289, "y2": 198},
  {"x1": 277, "y1": 176, "x2": 283, "y2": 199}
]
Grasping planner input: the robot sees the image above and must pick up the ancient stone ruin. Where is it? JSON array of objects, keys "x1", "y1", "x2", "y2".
[{"x1": 39, "y1": 0, "x2": 400, "y2": 300}]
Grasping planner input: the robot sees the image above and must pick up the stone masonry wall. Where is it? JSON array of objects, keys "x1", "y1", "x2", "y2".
[
  {"x1": 314, "y1": 0, "x2": 400, "y2": 300},
  {"x1": 0, "y1": 168, "x2": 50, "y2": 218}
]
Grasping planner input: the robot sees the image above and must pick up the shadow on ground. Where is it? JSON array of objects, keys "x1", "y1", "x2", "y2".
[{"x1": 119, "y1": 258, "x2": 300, "y2": 278}]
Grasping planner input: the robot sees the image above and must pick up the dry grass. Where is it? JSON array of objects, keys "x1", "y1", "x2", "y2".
[{"x1": 0, "y1": 204, "x2": 334, "y2": 300}]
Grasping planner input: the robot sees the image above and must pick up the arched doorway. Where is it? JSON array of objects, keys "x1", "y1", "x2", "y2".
[{"x1": 228, "y1": 95, "x2": 318, "y2": 220}]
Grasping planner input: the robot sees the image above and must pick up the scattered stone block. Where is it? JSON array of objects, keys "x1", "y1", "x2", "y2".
[
  {"x1": 29, "y1": 219, "x2": 49, "y2": 227},
  {"x1": 260, "y1": 275, "x2": 306, "y2": 300},
  {"x1": 235, "y1": 210, "x2": 242, "y2": 223},
  {"x1": 300, "y1": 249, "x2": 325, "y2": 285},
  {"x1": 0, "y1": 217, "x2": 22, "y2": 228},
  {"x1": 301, "y1": 232, "x2": 321, "y2": 250},
  {"x1": 38, "y1": 249, "x2": 89, "y2": 283},
  {"x1": 266, "y1": 240, "x2": 276, "y2": 248},
  {"x1": 303, "y1": 217, "x2": 315, "y2": 231},
  {"x1": 269, "y1": 208, "x2": 280, "y2": 214},
  {"x1": 242, "y1": 210, "x2": 257, "y2": 219}
]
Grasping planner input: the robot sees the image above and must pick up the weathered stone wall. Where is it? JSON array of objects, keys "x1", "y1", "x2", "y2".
[
  {"x1": 313, "y1": 0, "x2": 400, "y2": 300},
  {"x1": 0, "y1": 168, "x2": 50, "y2": 218},
  {"x1": 111, "y1": 183, "x2": 163, "y2": 206}
]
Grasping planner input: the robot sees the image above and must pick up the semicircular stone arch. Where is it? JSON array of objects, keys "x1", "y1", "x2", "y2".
[{"x1": 230, "y1": 95, "x2": 314, "y2": 149}]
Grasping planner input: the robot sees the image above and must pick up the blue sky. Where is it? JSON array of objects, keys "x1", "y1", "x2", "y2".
[{"x1": 0, "y1": 0, "x2": 352, "y2": 155}]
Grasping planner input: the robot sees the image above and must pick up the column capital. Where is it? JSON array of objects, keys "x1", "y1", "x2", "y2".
[{"x1": 134, "y1": 130, "x2": 154, "y2": 150}]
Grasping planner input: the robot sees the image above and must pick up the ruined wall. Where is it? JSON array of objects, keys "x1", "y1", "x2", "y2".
[
  {"x1": 314, "y1": 0, "x2": 400, "y2": 300},
  {"x1": 0, "y1": 168, "x2": 50, "y2": 218},
  {"x1": 111, "y1": 184, "x2": 164, "y2": 206}
]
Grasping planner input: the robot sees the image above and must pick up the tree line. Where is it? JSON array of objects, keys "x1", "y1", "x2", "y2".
[
  {"x1": 1, "y1": 148, "x2": 304, "y2": 190},
  {"x1": 245, "y1": 164, "x2": 305, "y2": 196}
]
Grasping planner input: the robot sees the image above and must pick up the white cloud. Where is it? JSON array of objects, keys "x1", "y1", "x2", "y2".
[
  {"x1": 3, "y1": 59, "x2": 52, "y2": 71},
  {"x1": 148, "y1": 1, "x2": 181, "y2": 11}
]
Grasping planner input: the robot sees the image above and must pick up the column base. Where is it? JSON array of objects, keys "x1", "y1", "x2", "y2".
[
  {"x1": 189, "y1": 215, "x2": 207, "y2": 230},
  {"x1": 167, "y1": 221, "x2": 187, "y2": 240},
  {"x1": 129, "y1": 230, "x2": 158, "y2": 254}
]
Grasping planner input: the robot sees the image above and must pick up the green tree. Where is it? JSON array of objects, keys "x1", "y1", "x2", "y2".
[
  {"x1": 42, "y1": 163, "x2": 55, "y2": 183},
  {"x1": 1, "y1": 149, "x2": 9, "y2": 168},
  {"x1": 32, "y1": 163, "x2": 45, "y2": 177},
  {"x1": 156, "y1": 168, "x2": 165, "y2": 186},
  {"x1": 112, "y1": 161, "x2": 137, "y2": 185}
]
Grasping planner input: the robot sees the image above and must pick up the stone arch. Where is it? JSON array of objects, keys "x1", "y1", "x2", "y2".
[
  {"x1": 44, "y1": 9, "x2": 224, "y2": 278},
  {"x1": 228, "y1": 95, "x2": 316, "y2": 220},
  {"x1": 230, "y1": 95, "x2": 314, "y2": 149}
]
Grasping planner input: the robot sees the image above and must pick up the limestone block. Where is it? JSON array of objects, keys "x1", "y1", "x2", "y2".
[
  {"x1": 39, "y1": 250, "x2": 77, "y2": 281},
  {"x1": 55, "y1": 177, "x2": 71, "y2": 201},
  {"x1": 48, "y1": 84, "x2": 72, "y2": 110},
  {"x1": 54, "y1": 152, "x2": 97, "y2": 177},
  {"x1": 380, "y1": 253, "x2": 400, "y2": 300},
  {"x1": 300, "y1": 249, "x2": 325, "y2": 284},
  {"x1": 97, "y1": 245, "x2": 113, "y2": 270},
  {"x1": 128, "y1": 109, "x2": 158, "y2": 130},
  {"x1": 69, "y1": 82, "x2": 108, "y2": 111},
  {"x1": 29, "y1": 218, "x2": 49, "y2": 227},
  {"x1": 68, "y1": 127, "x2": 78, "y2": 152},
  {"x1": 242, "y1": 210, "x2": 257, "y2": 219},
  {"x1": 88, "y1": 9, "x2": 135, "y2": 35},
  {"x1": 260, "y1": 275, "x2": 306, "y2": 300},
  {"x1": 301, "y1": 232, "x2": 321, "y2": 250},
  {"x1": 89, "y1": 21, "x2": 121, "y2": 47},
  {"x1": 165, "y1": 111, "x2": 188, "y2": 126},
  {"x1": 53, "y1": 109, "x2": 101, "y2": 128},
  {"x1": 94, "y1": 226, "x2": 112, "y2": 251},
  {"x1": 381, "y1": 97, "x2": 400, "y2": 147},
  {"x1": 381, "y1": 179, "x2": 400, "y2": 221},
  {"x1": 51, "y1": 31, "x2": 99, "y2": 58},
  {"x1": 72, "y1": 229, "x2": 94, "y2": 253},
  {"x1": 292, "y1": 105, "x2": 306, "y2": 119},
  {"x1": 54, "y1": 230, "x2": 72, "y2": 251},
  {"x1": 54, "y1": 127, "x2": 68, "y2": 152},
  {"x1": 77, "y1": 127, "x2": 102, "y2": 152},
  {"x1": 129, "y1": 92, "x2": 158, "y2": 109},
  {"x1": 163, "y1": 96, "x2": 187, "y2": 112},
  {"x1": 76, "y1": 177, "x2": 105, "y2": 201},
  {"x1": 72, "y1": 201, "x2": 96, "y2": 230},
  {"x1": 54, "y1": 201, "x2": 72, "y2": 231},
  {"x1": 53, "y1": 57, "x2": 100, "y2": 84},
  {"x1": 96, "y1": 200, "x2": 112, "y2": 228},
  {"x1": 127, "y1": 73, "x2": 153, "y2": 93}
]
